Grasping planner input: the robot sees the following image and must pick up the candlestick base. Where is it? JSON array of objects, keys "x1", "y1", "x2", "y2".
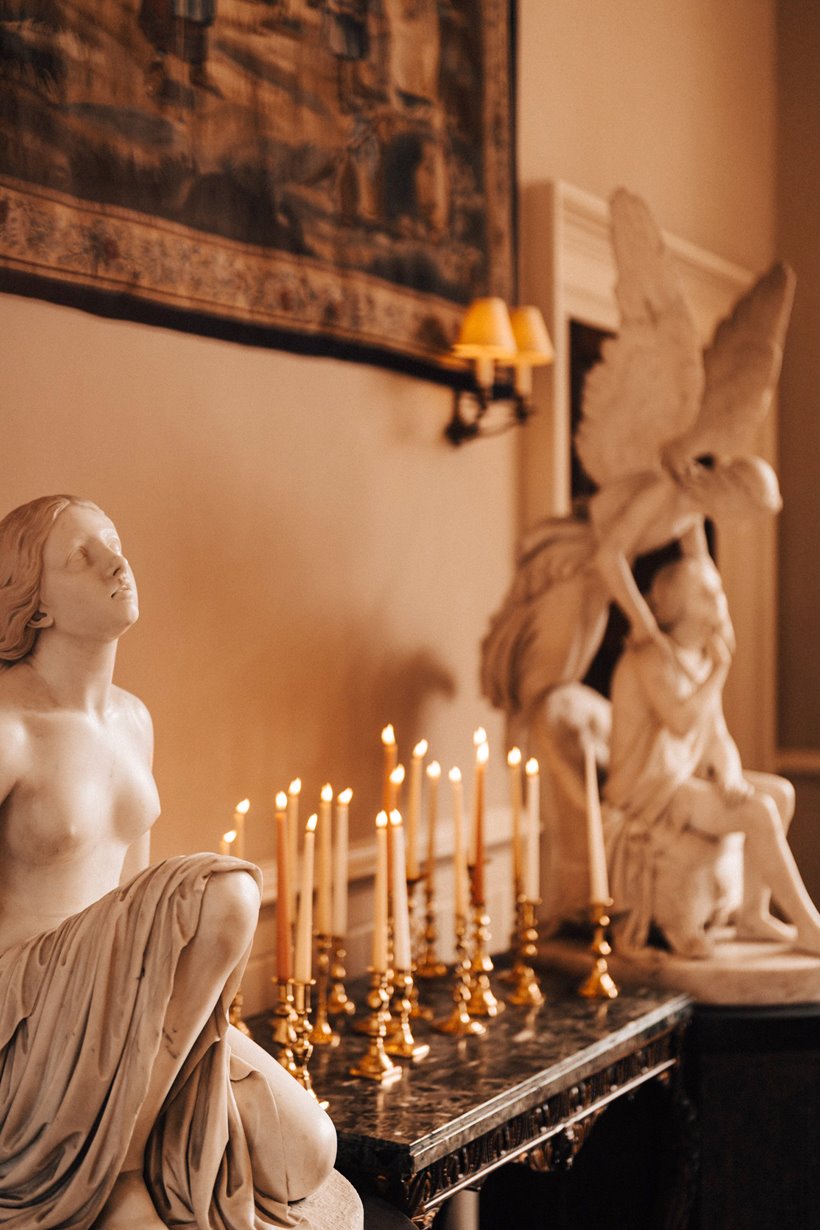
[
  {"x1": 386, "y1": 969, "x2": 431, "y2": 1061},
  {"x1": 229, "y1": 988, "x2": 251, "y2": 1036},
  {"x1": 327, "y1": 940, "x2": 357, "y2": 1017},
  {"x1": 467, "y1": 906, "x2": 505, "y2": 1018},
  {"x1": 349, "y1": 969, "x2": 403, "y2": 1085},
  {"x1": 578, "y1": 900, "x2": 619, "y2": 1000},
  {"x1": 434, "y1": 916, "x2": 486, "y2": 1037},
  {"x1": 270, "y1": 979, "x2": 298, "y2": 1076}
]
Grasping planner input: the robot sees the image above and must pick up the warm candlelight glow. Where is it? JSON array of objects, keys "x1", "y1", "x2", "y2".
[
  {"x1": 584, "y1": 741, "x2": 609, "y2": 903},
  {"x1": 220, "y1": 828, "x2": 237, "y2": 855},
  {"x1": 476, "y1": 741, "x2": 489, "y2": 766},
  {"x1": 449, "y1": 768, "x2": 467, "y2": 918},
  {"x1": 508, "y1": 747, "x2": 523, "y2": 892},
  {"x1": 407, "y1": 742, "x2": 428, "y2": 879},
  {"x1": 388, "y1": 762, "x2": 405, "y2": 814},
  {"x1": 294, "y1": 814, "x2": 317, "y2": 983},
  {"x1": 390, "y1": 765, "x2": 406, "y2": 785},
  {"x1": 333, "y1": 788, "x2": 352, "y2": 938},
  {"x1": 382, "y1": 725, "x2": 398, "y2": 812},
  {"x1": 473, "y1": 727, "x2": 488, "y2": 747},
  {"x1": 524, "y1": 758, "x2": 540, "y2": 901},
  {"x1": 373, "y1": 811, "x2": 390, "y2": 971},
  {"x1": 274, "y1": 792, "x2": 292, "y2": 981},
  {"x1": 317, "y1": 784, "x2": 333, "y2": 935},
  {"x1": 389, "y1": 809, "x2": 412, "y2": 969},
  {"x1": 233, "y1": 798, "x2": 250, "y2": 860},
  {"x1": 287, "y1": 779, "x2": 301, "y2": 923},
  {"x1": 425, "y1": 760, "x2": 441, "y2": 882}
]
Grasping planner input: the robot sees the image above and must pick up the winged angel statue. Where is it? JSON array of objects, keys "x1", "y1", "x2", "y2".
[
  {"x1": 481, "y1": 190, "x2": 813, "y2": 956},
  {"x1": 482, "y1": 187, "x2": 793, "y2": 728}
]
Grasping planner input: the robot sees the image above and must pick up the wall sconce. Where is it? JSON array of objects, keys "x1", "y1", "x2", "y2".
[{"x1": 445, "y1": 297, "x2": 554, "y2": 445}]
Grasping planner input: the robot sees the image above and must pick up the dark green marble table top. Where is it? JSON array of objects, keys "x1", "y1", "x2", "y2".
[{"x1": 250, "y1": 969, "x2": 692, "y2": 1182}]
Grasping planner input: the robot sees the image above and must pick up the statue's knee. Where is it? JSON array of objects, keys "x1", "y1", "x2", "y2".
[
  {"x1": 290, "y1": 1109, "x2": 337, "y2": 1202},
  {"x1": 200, "y1": 870, "x2": 260, "y2": 956}
]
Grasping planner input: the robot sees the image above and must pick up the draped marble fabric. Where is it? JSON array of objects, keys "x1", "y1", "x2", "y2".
[{"x1": 0, "y1": 854, "x2": 360, "y2": 1230}]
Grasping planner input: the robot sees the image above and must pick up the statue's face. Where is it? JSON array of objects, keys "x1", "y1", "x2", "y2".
[
  {"x1": 681, "y1": 562, "x2": 728, "y2": 636},
  {"x1": 37, "y1": 504, "x2": 138, "y2": 641}
]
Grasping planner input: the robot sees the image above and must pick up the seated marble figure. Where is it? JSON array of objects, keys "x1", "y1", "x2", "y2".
[
  {"x1": 0, "y1": 495, "x2": 362, "y2": 1230},
  {"x1": 604, "y1": 556, "x2": 820, "y2": 959}
]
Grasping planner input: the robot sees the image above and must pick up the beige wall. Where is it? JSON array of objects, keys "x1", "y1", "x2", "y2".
[{"x1": 4, "y1": 0, "x2": 814, "y2": 1002}]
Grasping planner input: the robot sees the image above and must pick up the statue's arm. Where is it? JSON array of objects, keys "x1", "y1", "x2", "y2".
[{"x1": 633, "y1": 638, "x2": 730, "y2": 736}]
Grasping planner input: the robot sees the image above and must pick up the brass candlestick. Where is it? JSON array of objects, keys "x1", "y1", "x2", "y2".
[
  {"x1": 579, "y1": 899, "x2": 619, "y2": 1000},
  {"x1": 349, "y1": 968, "x2": 403, "y2": 1084},
  {"x1": 310, "y1": 933, "x2": 340, "y2": 1046},
  {"x1": 327, "y1": 937, "x2": 356, "y2": 1017},
  {"x1": 229, "y1": 988, "x2": 251, "y2": 1036},
  {"x1": 434, "y1": 913, "x2": 486, "y2": 1037},
  {"x1": 270, "y1": 978, "x2": 298, "y2": 1076},
  {"x1": 415, "y1": 869, "x2": 448, "y2": 980},
  {"x1": 386, "y1": 968, "x2": 431, "y2": 1061},
  {"x1": 498, "y1": 888, "x2": 524, "y2": 984},
  {"x1": 406, "y1": 876, "x2": 434, "y2": 1020},
  {"x1": 291, "y1": 980, "x2": 324, "y2": 1102},
  {"x1": 467, "y1": 903, "x2": 505, "y2": 1018},
  {"x1": 507, "y1": 898, "x2": 545, "y2": 1007}
]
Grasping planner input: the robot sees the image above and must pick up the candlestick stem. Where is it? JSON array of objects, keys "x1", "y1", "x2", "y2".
[
  {"x1": 327, "y1": 938, "x2": 356, "y2": 1016},
  {"x1": 349, "y1": 969, "x2": 403, "y2": 1084},
  {"x1": 433, "y1": 913, "x2": 486, "y2": 1036},
  {"x1": 467, "y1": 903, "x2": 505, "y2": 1018},
  {"x1": 579, "y1": 899, "x2": 619, "y2": 1000},
  {"x1": 416, "y1": 867, "x2": 448, "y2": 980},
  {"x1": 405, "y1": 876, "x2": 433, "y2": 1020},
  {"x1": 507, "y1": 897, "x2": 545, "y2": 1007},
  {"x1": 309, "y1": 933, "x2": 340, "y2": 1046},
  {"x1": 386, "y1": 968, "x2": 430, "y2": 1060},
  {"x1": 270, "y1": 978, "x2": 298, "y2": 1076},
  {"x1": 291, "y1": 980, "x2": 326, "y2": 1105}
]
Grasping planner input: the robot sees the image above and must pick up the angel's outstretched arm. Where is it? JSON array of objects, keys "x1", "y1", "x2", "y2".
[{"x1": 594, "y1": 544, "x2": 660, "y2": 645}]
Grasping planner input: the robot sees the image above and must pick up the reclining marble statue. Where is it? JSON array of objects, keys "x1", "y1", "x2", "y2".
[
  {"x1": 481, "y1": 187, "x2": 819, "y2": 960},
  {"x1": 0, "y1": 495, "x2": 363, "y2": 1229}
]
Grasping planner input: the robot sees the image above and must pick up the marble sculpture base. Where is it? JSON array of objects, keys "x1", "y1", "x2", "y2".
[{"x1": 539, "y1": 928, "x2": 820, "y2": 1005}]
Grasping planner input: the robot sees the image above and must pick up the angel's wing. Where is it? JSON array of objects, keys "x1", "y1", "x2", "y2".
[
  {"x1": 663, "y1": 262, "x2": 795, "y2": 462},
  {"x1": 575, "y1": 189, "x2": 704, "y2": 489}
]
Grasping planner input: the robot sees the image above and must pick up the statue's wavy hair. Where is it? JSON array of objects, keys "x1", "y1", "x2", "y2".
[{"x1": 0, "y1": 495, "x2": 92, "y2": 665}]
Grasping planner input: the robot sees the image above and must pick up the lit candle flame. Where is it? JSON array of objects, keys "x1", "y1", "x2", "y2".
[
  {"x1": 389, "y1": 809, "x2": 402, "y2": 828},
  {"x1": 337, "y1": 787, "x2": 353, "y2": 805},
  {"x1": 473, "y1": 727, "x2": 488, "y2": 747},
  {"x1": 413, "y1": 738, "x2": 428, "y2": 757},
  {"x1": 525, "y1": 757, "x2": 539, "y2": 776},
  {"x1": 477, "y1": 741, "x2": 490, "y2": 765},
  {"x1": 376, "y1": 810, "x2": 389, "y2": 829},
  {"x1": 275, "y1": 790, "x2": 288, "y2": 810},
  {"x1": 288, "y1": 777, "x2": 302, "y2": 796},
  {"x1": 306, "y1": 813, "x2": 318, "y2": 833},
  {"x1": 427, "y1": 760, "x2": 441, "y2": 780},
  {"x1": 449, "y1": 767, "x2": 462, "y2": 784},
  {"x1": 234, "y1": 798, "x2": 250, "y2": 815},
  {"x1": 507, "y1": 747, "x2": 522, "y2": 767},
  {"x1": 381, "y1": 724, "x2": 396, "y2": 746},
  {"x1": 320, "y1": 782, "x2": 333, "y2": 803},
  {"x1": 390, "y1": 764, "x2": 406, "y2": 786},
  {"x1": 222, "y1": 828, "x2": 237, "y2": 845}
]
